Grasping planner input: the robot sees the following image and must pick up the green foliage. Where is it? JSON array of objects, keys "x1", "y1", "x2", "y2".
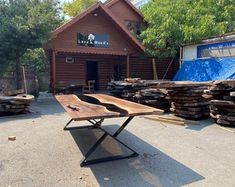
[
  {"x1": 21, "y1": 48, "x2": 49, "y2": 73},
  {"x1": 63, "y1": 0, "x2": 97, "y2": 17},
  {"x1": 0, "y1": 0, "x2": 62, "y2": 73},
  {"x1": 140, "y1": 0, "x2": 235, "y2": 58}
]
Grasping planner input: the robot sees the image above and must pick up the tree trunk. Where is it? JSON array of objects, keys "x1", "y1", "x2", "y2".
[{"x1": 15, "y1": 56, "x2": 21, "y2": 89}]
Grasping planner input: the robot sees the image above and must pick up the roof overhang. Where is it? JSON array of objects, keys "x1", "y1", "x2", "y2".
[{"x1": 54, "y1": 48, "x2": 130, "y2": 56}]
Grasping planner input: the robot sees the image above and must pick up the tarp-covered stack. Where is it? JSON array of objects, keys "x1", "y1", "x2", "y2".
[
  {"x1": 205, "y1": 80, "x2": 235, "y2": 126},
  {"x1": 151, "y1": 81, "x2": 212, "y2": 119},
  {"x1": 107, "y1": 79, "x2": 170, "y2": 111},
  {"x1": 0, "y1": 93, "x2": 34, "y2": 116}
]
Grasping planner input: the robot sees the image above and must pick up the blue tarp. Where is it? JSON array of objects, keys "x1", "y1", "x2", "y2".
[{"x1": 173, "y1": 57, "x2": 235, "y2": 81}]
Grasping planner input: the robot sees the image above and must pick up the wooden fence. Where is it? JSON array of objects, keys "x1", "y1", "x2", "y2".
[{"x1": 0, "y1": 70, "x2": 50, "y2": 94}]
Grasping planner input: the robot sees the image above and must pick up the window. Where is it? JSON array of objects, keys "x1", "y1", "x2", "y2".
[
  {"x1": 66, "y1": 57, "x2": 75, "y2": 63},
  {"x1": 125, "y1": 20, "x2": 142, "y2": 36}
]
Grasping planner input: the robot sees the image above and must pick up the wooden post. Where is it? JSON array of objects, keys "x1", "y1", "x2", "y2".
[
  {"x1": 179, "y1": 46, "x2": 183, "y2": 68},
  {"x1": 22, "y1": 66, "x2": 27, "y2": 94},
  {"x1": 152, "y1": 58, "x2": 158, "y2": 80},
  {"x1": 52, "y1": 50, "x2": 56, "y2": 93},
  {"x1": 126, "y1": 55, "x2": 130, "y2": 78}
]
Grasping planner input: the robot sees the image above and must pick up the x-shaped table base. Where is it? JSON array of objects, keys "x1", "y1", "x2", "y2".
[{"x1": 64, "y1": 116, "x2": 138, "y2": 167}]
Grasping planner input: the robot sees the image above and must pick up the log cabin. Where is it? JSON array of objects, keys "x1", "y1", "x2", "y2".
[{"x1": 45, "y1": 0, "x2": 177, "y2": 92}]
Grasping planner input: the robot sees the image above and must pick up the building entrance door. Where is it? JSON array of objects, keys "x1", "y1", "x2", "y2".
[{"x1": 86, "y1": 61, "x2": 98, "y2": 89}]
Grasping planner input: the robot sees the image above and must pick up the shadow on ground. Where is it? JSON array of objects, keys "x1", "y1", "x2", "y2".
[
  {"x1": 69, "y1": 124, "x2": 205, "y2": 187},
  {"x1": 185, "y1": 118, "x2": 214, "y2": 131}
]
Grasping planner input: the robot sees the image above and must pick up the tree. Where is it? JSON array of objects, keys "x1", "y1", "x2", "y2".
[
  {"x1": 21, "y1": 48, "x2": 49, "y2": 73},
  {"x1": 63, "y1": 0, "x2": 97, "y2": 17},
  {"x1": 0, "y1": 0, "x2": 62, "y2": 88},
  {"x1": 140, "y1": 0, "x2": 235, "y2": 58}
]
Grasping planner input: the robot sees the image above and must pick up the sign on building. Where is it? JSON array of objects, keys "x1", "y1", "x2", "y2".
[{"x1": 77, "y1": 33, "x2": 110, "y2": 48}]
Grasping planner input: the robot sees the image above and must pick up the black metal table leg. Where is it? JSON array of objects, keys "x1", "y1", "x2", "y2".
[
  {"x1": 80, "y1": 129, "x2": 138, "y2": 167},
  {"x1": 80, "y1": 116, "x2": 138, "y2": 166},
  {"x1": 64, "y1": 119, "x2": 74, "y2": 130},
  {"x1": 113, "y1": 116, "x2": 134, "y2": 137},
  {"x1": 64, "y1": 116, "x2": 138, "y2": 167},
  {"x1": 64, "y1": 120, "x2": 95, "y2": 131}
]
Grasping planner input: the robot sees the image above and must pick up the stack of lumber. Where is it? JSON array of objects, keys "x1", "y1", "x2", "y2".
[
  {"x1": 0, "y1": 94, "x2": 34, "y2": 115},
  {"x1": 107, "y1": 80, "x2": 147, "y2": 98},
  {"x1": 107, "y1": 79, "x2": 170, "y2": 111},
  {"x1": 207, "y1": 80, "x2": 235, "y2": 126},
  {"x1": 151, "y1": 81, "x2": 212, "y2": 119},
  {"x1": 133, "y1": 88, "x2": 170, "y2": 111}
]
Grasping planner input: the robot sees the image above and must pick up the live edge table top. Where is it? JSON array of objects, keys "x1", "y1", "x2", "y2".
[{"x1": 55, "y1": 94, "x2": 163, "y2": 121}]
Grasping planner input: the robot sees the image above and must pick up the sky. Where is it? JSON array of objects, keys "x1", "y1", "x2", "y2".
[{"x1": 60, "y1": 0, "x2": 71, "y2": 3}]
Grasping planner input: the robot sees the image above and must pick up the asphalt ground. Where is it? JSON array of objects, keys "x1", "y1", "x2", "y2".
[{"x1": 0, "y1": 100, "x2": 235, "y2": 187}]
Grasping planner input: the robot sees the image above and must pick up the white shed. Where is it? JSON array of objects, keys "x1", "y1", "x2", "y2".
[{"x1": 181, "y1": 32, "x2": 235, "y2": 64}]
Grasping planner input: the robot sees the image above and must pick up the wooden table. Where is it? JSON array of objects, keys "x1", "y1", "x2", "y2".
[{"x1": 55, "y1": 94, "x2": 162, "y2": 166}]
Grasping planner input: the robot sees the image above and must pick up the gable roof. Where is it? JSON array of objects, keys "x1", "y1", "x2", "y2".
[
  {"x1": 51, "y1": 2, "x2": 102, "y2": 38},
  {"x1": 105, "y1": 0, "x2": 144, "y2": 20},
  {"x1": 50, "y1": 1, "x2": 144, "y2": 52}
]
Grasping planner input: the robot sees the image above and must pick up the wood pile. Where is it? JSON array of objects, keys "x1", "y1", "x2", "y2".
[
  {"x1": 133, "y1": 88, "x2": 170, "y2": 111},
  {"x1": 0, "y1": 94, "x2": 34, "y2": 116},
  {"x1": 107, "y1": 79, "x2": 170, "y2": 111},
  {"x1": 205, "y1": 80, "x2": 235, "y2": 126},
  {"x1": 151, "y1": 81, "x2": 212, "y2": 119}
]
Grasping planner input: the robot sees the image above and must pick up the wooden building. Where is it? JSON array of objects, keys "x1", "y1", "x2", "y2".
[{"x1": 45, "y1": 0, "x2": 177, "y2": 91}]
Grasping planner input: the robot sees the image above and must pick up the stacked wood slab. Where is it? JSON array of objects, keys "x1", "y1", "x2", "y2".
[
  {"x1": 133, "y1": 88, "x2": 170, "y2": 111},
  {"x1": 0, "y1": 94, "x2": 34, "y2": 116},
  {"x1": 205, "y1": 80, "x2": 235, "y2": 126},
  {"x1": 107, "y1": 79, "x2": 170, "y2": 111},
  {"x1": 107, "y1": 80, "x2": 146, "y2": 98},
  {"x1": 151, "y1": 81, "x2": 212, "y2": 119}
]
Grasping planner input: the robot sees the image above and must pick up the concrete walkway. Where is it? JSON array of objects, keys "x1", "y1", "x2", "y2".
[{"x1": 0, "y1": 101, "x2": 235, "y2": 187}]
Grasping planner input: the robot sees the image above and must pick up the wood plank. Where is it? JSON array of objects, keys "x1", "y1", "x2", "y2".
[
  {"x1": 158, "y1": 115, "x2": 200, "y2": 124},
  {"x1": 211, "y1": 100, "x2": 235, "y2": 107},
  {"x1": 151, "y1": 81, "x2": 212, "y2": 89},
  {"x1": 55, "y1": 95, "x2": 120, "y2": 120},
  {"x1": 144, "y1": 115, "x2": 185, "y2": 126},
  {"x1": 217, "y1": 125, "x2": 235, "y2": 133},
  {"x1": 86, "y1": 94, "x2": 163, "y2": 116},
  {"x1": 3, "y1": 89, "x2": 25, "y2": 96},
  {"x1": 0, "y1": 94, "x2": 34, "y2": 104},
  {"x1": 230, "y1": 92, "x2": 235, "y2": 97}
]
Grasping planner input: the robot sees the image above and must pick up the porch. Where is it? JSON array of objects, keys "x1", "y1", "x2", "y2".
[{"x1": 51, "y1": 52, "x2": 129, "y2": 92}]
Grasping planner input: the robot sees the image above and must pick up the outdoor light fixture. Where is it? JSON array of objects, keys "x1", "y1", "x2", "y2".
[{"x1": 94, "y1": 13, "x2": 98, "y2": 17}]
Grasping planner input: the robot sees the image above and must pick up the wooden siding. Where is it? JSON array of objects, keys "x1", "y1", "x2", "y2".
[
  {"x1": 130, "y1": 56, "x2": 179, "y2": 80},
  {"x1": 54, "y1": 53, "x2": 178, "y2": 91},
  {"x1": 107, "y1": 0, "x2": 143, "y2": 25},
  {"x1": 50, "y1": 7, "x2": 139, "y2": 55},
  {"x1": 55, "y1": 55, "x2": 86, "y2": 81},
  {"x1": 55, "y1": 53, "x2": 126, "y2": 90}
]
